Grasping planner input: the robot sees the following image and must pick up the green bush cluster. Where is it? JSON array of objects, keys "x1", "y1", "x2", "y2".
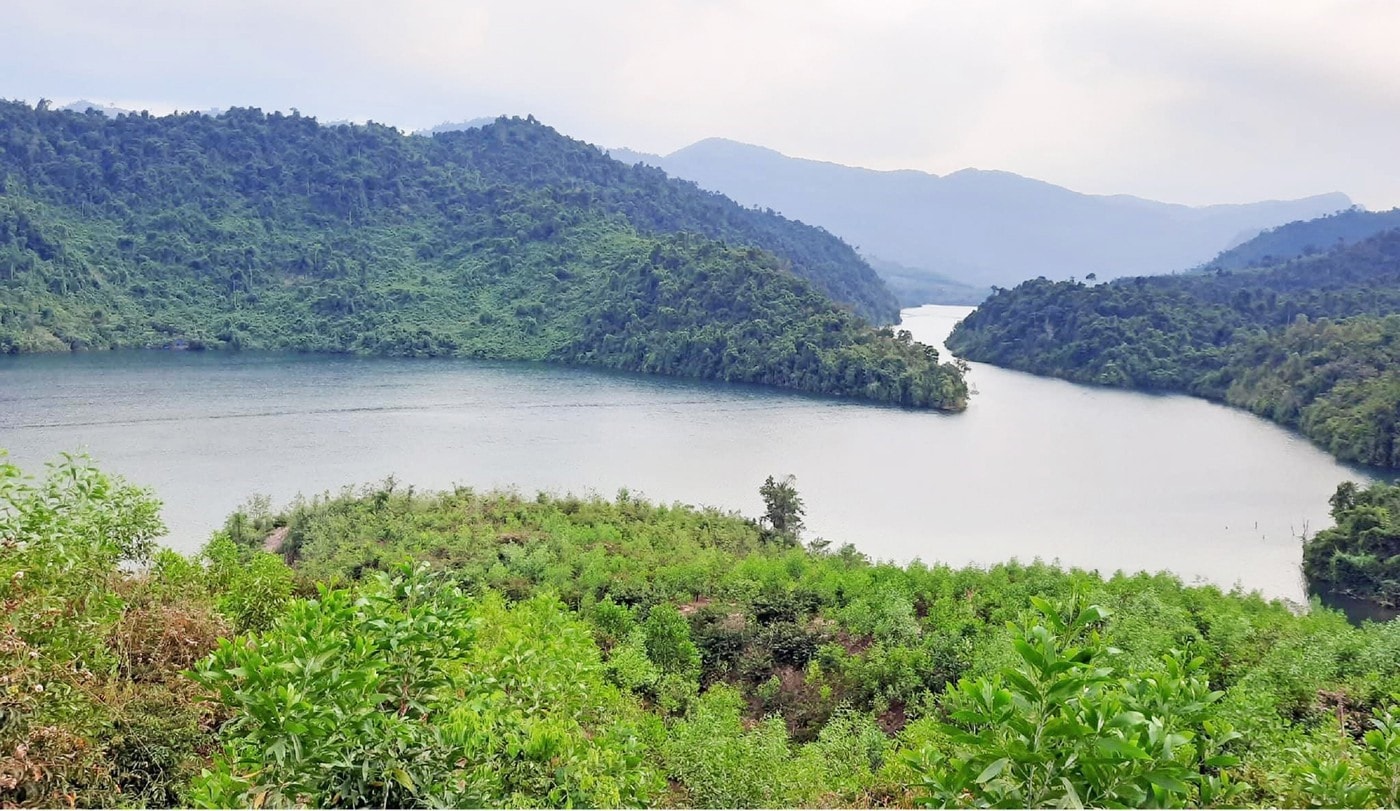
[
  {"x1": 0, "y1": 454, "x2": 294, "y2": 807},
  {"x1": 1304, "y1": 481, "x2": 1400, "y2": 609}
]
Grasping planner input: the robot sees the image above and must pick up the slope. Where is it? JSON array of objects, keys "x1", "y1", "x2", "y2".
[
  {"x1": 1198, "y1": 207, "x2": 1400, "y2": 272},
  {"x1": 0, "y1": 102, "x2": 962, "y2": 410},
  {"x1": 946, "y1": 227, "x2": 1400, "y2": 466}
]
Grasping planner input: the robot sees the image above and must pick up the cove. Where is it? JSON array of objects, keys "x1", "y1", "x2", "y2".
[{"x1": 0, "y1": 305, "x2": 1371, "y2": 603}]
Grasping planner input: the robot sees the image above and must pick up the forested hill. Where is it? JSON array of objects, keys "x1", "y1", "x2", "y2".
[
  {"x1": 1199, "y1": 207, "x2": 1400, "y2": 272},
  {"x1": 0, "y1": 101, "x2": 963, "y2": 409},
  {"x1": 946, "y1": 228, "x2": 1400, "y2": 467},
  {"x1": 428, "y1": 120, "x2": 898, "y2": 323}
]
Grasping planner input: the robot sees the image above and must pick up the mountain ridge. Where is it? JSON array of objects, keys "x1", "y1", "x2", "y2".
[{"x1": 609, "y1": 138, "x2": 1351, "y2": 298}]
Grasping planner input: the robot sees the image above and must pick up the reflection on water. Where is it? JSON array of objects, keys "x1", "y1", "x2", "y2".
[
  {"x1": 1315, "y1": 590, "x2": 1399, "y2": 625},
  {"x1": 0, "y1": 306, "x2": 1374, "y2": 603}
]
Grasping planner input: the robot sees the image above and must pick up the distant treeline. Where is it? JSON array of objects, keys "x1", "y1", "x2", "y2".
[{"x1": 5, "y1": 456, "x2": 1399, "y2": 808}]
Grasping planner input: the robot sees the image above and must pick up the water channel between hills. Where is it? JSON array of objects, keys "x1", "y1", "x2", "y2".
[{"x1": 0, "y1": 304, "x2": 1374, "y2": 604}]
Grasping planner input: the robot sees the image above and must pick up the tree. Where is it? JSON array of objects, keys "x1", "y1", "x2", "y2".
[{"x1": 759, "y1": 474, "x2": 805, "y2": 544}]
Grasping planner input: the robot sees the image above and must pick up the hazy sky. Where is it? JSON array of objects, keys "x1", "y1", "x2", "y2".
[{"x1": 6, "y1": 0, "x2": 1399, "y2": 208}]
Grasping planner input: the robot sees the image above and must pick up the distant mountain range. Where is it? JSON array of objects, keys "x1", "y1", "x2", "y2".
[{"x1": 608, "y1": 139, "x2": 1352, "y2": 301}]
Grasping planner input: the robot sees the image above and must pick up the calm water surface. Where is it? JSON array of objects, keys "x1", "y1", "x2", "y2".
[{"x1": 0, "y1": 305, "x2": 1373, "y2": 602}]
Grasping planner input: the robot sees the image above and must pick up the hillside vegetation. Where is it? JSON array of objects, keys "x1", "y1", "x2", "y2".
[
  {"x1": 948, "y1": 228, "x2": 1400, "y2": 466},
  {"x1": 1200, "y1": 208, "x2": 1400, "y2": 273},
  {"x1": 947, "y1": 225, "x2": 1400, "y2": 610},
  {"x1": 5, "y1": 455, "x2": 1399, "y2": 808},
  {"x1": 0, "y1": 102, "x2": 966, "y2": 409}
]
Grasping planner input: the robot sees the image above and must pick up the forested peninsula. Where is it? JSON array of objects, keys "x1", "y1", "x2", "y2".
[
  {"x1": 947, "y1": 223, "x2": 1400, "y2": 465},
  {"x1": 4, "y1": 456, "x2": 1400, "y2": 808},
  {"x1": 0, "y1": 101, "x2": 966, "y2": 410}
]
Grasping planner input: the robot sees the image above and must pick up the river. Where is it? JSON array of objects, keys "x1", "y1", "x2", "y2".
[{"x1": 0, "y1": 305, "x2": 1373, "y2": 603}]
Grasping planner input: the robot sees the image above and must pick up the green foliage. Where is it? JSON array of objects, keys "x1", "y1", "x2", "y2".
[
  {"x1": 220, "y1": 552, "x2": 295, "y2": 633},
  {"x1": 911, "y1": 599, "x2": 1248, "y2": 808},
  {"x1": 644, "y1": 603, "x2": 702, "y2": 678},
  {"x1": 0, "y1": 102, "x2": 971, "y2": 409},
  {"x1": 760, "y1": 473, "x2": 806, "y2": 543},
  {"x1": 0, "y1": 454, "x2": 216, "y2": 807},
  {"x1": 1283, "y1": 701, "x2": 1400, "y2": 808},
  {"x1": 948, "y1": 228, "x2": 1400, "y2": 464},
  {"x1": 192, "y1": 566, "x2": 660, "y2": 808},
  {"x1": 1360, "y1": 702, "x2": 1400, "y2": 807},
  {"x1": 1304, "y1": 481, "x2": 1400, "y2": 608},
  {"x1": 606, "y1": 628, "x2": 662, "y2": 693},
  {"x1": 10, "y1": 455, "x2": 1400, "y2": 808},
  {"x1": 663, "y1": 685, "x2": 817, "y2": 807}
]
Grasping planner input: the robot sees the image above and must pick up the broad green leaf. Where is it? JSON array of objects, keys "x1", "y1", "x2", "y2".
[{"x1": 976, "y1": 757, "x2": 1010, "y2": 784}]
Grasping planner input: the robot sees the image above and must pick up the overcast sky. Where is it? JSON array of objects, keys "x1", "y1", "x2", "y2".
[{"x1": 5, "y1": 0, "x2": 1399, "y2": 208}]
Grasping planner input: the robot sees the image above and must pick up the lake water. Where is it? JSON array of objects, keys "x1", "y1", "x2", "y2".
[{"x1": 0, "y1": 305, "x2": 1375, "y2": 603}]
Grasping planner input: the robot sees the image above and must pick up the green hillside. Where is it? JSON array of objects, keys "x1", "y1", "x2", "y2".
[
  {"x1": 1305, "y1": 481, "x2": 1400, "y2": 610},
  {"x1": 0, "y1": 102, "x2": 962, "y2": 409},
  {"x1": 947, "y1": 227, "x2": 1400, "y2": 604},
  {"x1": 1200, "y1": 208, "x2": 1400, "y2": 272},
  {"x1": 5, "y1": 456, "x2": 1399, "y2": 808},
  {"x1": 948, "y1": 228, "x2": 1400, "y2": 459}
]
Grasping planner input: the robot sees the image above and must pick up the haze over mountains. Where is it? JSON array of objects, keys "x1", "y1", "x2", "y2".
[{"x1": 609, "y1": 139, "x2": 1352, "y2": 302}]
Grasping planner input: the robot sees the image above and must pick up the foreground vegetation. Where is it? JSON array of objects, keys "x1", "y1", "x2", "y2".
[
  {"x1": 4, "y1": 454, "x2": 1399, "y2": 808},
  {"x1": 0, "y1": 101, "x2": 968, "y2": 410}
]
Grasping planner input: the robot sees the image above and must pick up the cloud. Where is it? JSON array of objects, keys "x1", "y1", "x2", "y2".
[{"x1": 3, "y1": 0, "x2": 1397, "y2": 207}]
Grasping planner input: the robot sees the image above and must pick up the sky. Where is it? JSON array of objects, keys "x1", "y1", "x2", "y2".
[{"x1": 5, "y1": 0, "x2": 1399, "y2": 209}]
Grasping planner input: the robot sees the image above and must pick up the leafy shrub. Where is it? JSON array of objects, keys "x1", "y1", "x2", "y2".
[
  {"x1": 911, "y1": 598, "x2": 1250, "y2": 808},
  {"x1": 644, "y1": 604, "x2": 701, "y2": 679},
  {"x1": 192, "y1": 567, "x2": 661, "y2": 808},
  {"x1": 0, "y1": 454, "x2": 167, "y2": 807},
  {"x1": 663, "y1": 686, "x2": 819, "y2": 807}
]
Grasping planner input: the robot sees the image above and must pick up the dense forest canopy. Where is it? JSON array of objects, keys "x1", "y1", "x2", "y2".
[
  {"x1": 948, "y1": 227, "x2": 1400, "y2": 465},
  {"x1": 0, "y1": 101, "x2": 964, "y2": 409},
  {"x1": 4, "y1": 455, "x2": 1399, "y2": 808}
]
